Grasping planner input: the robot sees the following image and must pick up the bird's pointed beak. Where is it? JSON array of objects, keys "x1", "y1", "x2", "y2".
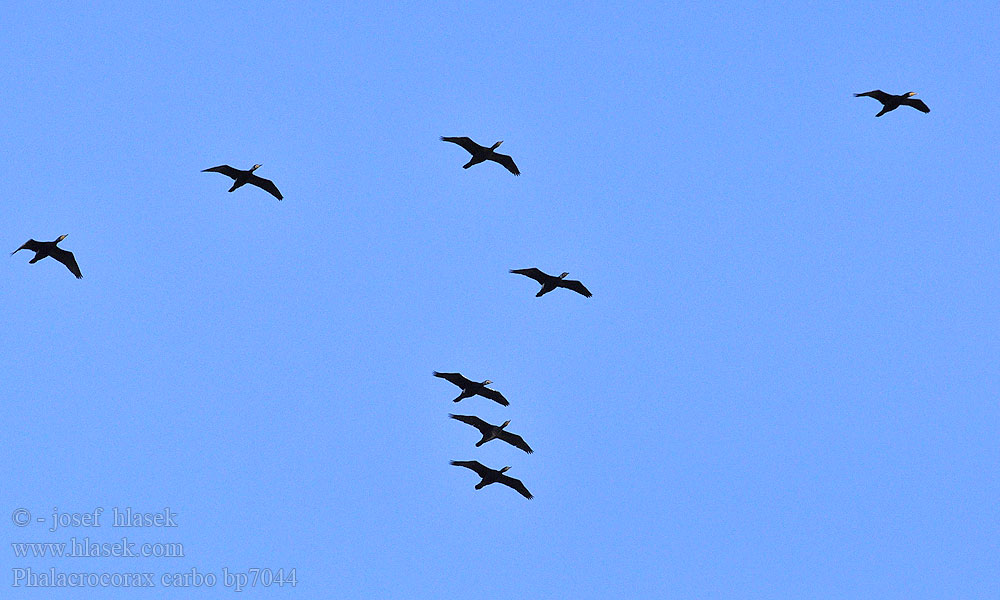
[{"x1": 58, "y1": 234, "x2": 68, "y2": 241}]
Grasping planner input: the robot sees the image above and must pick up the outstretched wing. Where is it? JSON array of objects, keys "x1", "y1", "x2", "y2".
[
  {"x1": 498, "y1": 474, "x2": 533, "y2": 499},
  {"x1": 11, "y1": 239, "x2": 41, "y2": 255},
  {"x1": 202, "y1": 165, "x2": 242, "y2": 180},
  {"x1": 490, "y1": 152, "x2": 520, "y2": 176},
  {"x1": 434, "y1": 371, "x2": 475, "y2": 389},
  {"x1": 248, "y1": 174, "x2": 283, "y2": 200},
  {"x1": 478, "y1": 387, "x2": 509, "y2": 406},
  {"x1": 559, "y1": 278, "x2": 593, "y2": 298},
  {"x1": 902, "y1": 97, "x2": 930, "y2": 113},
  {"x1": 510, "y1": 268, "x2": 550, "y2": 284},
  {"x1": 450, "y1": 460, "x2": 491, "y2": 478},
  {"x1": 449, "y1": 414, "x2": 491, "y2": 435},
  {"x1": 441, "y1": 136, "x2": 484, "y2": 156},
  {"x1": 48, "y1": 247, "x2": 83, "y2": 278},
  {"x1": 854, "y1": 90, "x2": 891, "y2": 103},
  {"x1": 497, "y1": 430, "x2": 533, "y2": 454}
]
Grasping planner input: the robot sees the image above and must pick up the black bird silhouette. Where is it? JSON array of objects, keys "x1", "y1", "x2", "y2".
[
  {"x1": 449, "y1": 414, "x2": 534, "y2": 453},
  {"x1": 510, "y1": 268, "x2": 592, "y2": 298},
  {"x1": 854, "y1": 90, "x2": 930, "y2": 117},
  {"x1": 451, "y1": 460, "x2": 533, "y2": 499},
  {"x1": 202, "y1": 164, "x2": 283, "y2": 200},
  {"x1": 434, "y1": 372, "x2": 509, "y2": 406},
  {"x1": 441, "y1": 136, "x2": 520, "y2": 175},
  {"x1": 12, "y1": 235, "x2": 82, "y2": 278}
]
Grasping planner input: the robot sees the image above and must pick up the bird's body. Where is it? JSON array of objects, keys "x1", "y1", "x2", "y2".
[
  {"x1": 450, "y1": 460, "x2": 533, "y2": 499},
  {"x1": 12, "y1": 235, "x2": 82, "y2": 278},
  {"x1": 449, "y1": 414, "x2": 533, "y2": 453},
  {"x1": 854, "y1": 90, "x2": 930, "y2": 117},
  {"x1": 202, "y1": 164, "x2": 283, "y2": 200},
  {"x1": 510, "y1": 268, "x2": 592, "y2": 298},
  {"x1": 434, "y1": 372, "x2": 509, "y2": 406},
  {"x1": 441, "y1": 136, "x2": 520, "y2": 175}
]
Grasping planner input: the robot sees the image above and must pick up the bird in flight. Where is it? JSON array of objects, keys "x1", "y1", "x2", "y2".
[
  {"x1": 434, "y1": 372, "x2": 509, "y2": 406},
  {"x1": 451, "y1": 460, "x2": 533, "y2": 499},
  {"x1": 510, "y1": 268, "x2": 592, "y2": 298},
  {"x1": 12, "y1": 235, "x2": 83, "y2": 278},
  {"x1": 854, "y1": 90, "x2": 930, "y2": 117},
  {"x1": 441, "y1": 136, "x2": 520, "y2": 175},
  {"x1": 449, "y1": 414, "x2": 534, "y2": 453},
  {"x1": 202, "y1": 164, "x2": 283, "y2": 200}
]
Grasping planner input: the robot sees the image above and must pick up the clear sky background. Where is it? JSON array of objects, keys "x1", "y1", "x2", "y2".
[{"x1": 3, "y1": 2, "x2": 998, "y2": 598}]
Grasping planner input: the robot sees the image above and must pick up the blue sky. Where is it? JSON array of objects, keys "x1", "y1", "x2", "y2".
[{"x1": 3, "y1": 2, "x2": 998, "y2": 598}]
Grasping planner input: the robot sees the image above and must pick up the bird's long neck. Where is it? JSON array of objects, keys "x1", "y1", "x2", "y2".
[
  {"x1": 499, "y1": 420, "x2": 510, "y2": 431},
  {"x1": 490, "y1": 141, "x2": 503, "y2": 150}
]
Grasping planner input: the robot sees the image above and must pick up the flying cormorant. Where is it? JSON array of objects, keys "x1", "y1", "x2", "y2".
[
  {"x1": 202, "y1": 164, "x2": 283, "y2": 200},
  {"x1": 449, "y1": 414, "x2": 534, "y2": 453},
  {"x1": 510, "y1": 268, "x2": 592, "y2": 298},
  {"x1": 440, "y1": 136, "x2": 520, "y2": 175},
  {"x1": 450, "y1": 460, "x2": 533, "y2": 499},
  {"x1": 854, "y1": 90, "x2": 930, "y2": 117},
  {"x1": 434, "y1": 372, "x2": 509, "y2": 406},
  {"x1": 12, "y1": 235, "x2": 82, "y2": 278}
]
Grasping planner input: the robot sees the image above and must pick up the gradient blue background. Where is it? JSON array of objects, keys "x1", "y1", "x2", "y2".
[{"x1": 3, "y1": 2, "x2": 998, "y2": 598}]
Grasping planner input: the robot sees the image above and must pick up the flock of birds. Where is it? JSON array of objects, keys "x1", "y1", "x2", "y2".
[
  {"x1": 9, "y1": 91, "x2": 928, "y2": 281},
  {"x1": 436, "y1": 372, "x2": 536, "y2": 499},
  {"x1": 434, "y1": 136, "x2": 591, "y2": 498},
  {"x1": 12, "y1": 92, "x2": 927, "y2": 499}
]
